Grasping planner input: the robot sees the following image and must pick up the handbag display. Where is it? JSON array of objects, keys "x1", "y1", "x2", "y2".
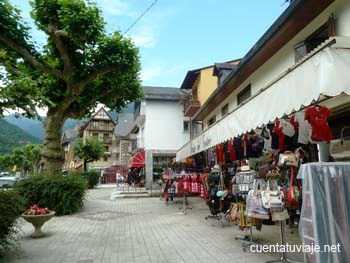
[
  {"x1": 261, "y1": 180, "x2": 284, "y2": 212},
  {"x1": 285, "y1": 168, "x2": 301, "y2": 208},
  {"x1": 330, "y1": 126, "x2": 350, "y2": 161},
  {"x1": 245, "y1": 180, "x2": 270, "y2": 219},
  {"x1": 271, "y1": 209, "x2": 289, "y2": 221}
]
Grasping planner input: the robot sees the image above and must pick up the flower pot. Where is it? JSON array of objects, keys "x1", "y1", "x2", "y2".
[{"x1": 22, "y1": 211, "x2": 55, "y2": 238}]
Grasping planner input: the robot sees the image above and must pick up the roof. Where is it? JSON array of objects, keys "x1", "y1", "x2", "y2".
[
  {"x1": 194, "y1": 0, "x2": 335, "y2": 120},
  {"x1": 180, "y1": 59, "x2": 240, "y2": 90},
  {"x1": 143, "y1": 86, "x2": 182, "y2": 101},
  {"x1": 79, "y1": 107, "x2": 117, "y2": 131},
  {"x1": 212, "y1": 63, "x2": 238, "y2": 76},
  {"x1": 114, "y1": 113, "x2": 135, "y2": 137},
  {"x1": 61, "y1": 129, "x2": 79, "y2": 144}
]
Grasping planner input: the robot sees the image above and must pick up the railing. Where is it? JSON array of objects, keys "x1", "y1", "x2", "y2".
[{"x1": 184, "y1": 99, "x2": 201, "y2": 117}]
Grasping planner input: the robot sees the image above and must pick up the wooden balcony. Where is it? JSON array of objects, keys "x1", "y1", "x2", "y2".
[{"x1": 184, "y1": 99, "x2": 201, "y2": 117}]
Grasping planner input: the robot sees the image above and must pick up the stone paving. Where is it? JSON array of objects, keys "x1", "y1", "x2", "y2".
[{"x1": 3, "y1": 188, "x2": 304, "y2": 263}]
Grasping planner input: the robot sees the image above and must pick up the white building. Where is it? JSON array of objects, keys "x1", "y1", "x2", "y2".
[
  {"x1": 129, "y1": 86, "x2": 190, "y2": 189},
  {"x1": 177, "y1": 0, "x2": 350, "y2": 162}
]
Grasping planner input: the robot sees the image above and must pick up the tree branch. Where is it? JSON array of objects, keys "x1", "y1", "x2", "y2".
[
  {"x1": 0, "y1": 35, "x2": 64, "y2": 79},
  {"x1": 78, "y1": 66, "x2": 116, "y2": 89},
  {"x1": 48, "y1": 25, "x2": 73, "y2": 74}
]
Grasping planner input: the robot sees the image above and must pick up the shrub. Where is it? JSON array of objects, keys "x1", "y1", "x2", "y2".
[
  {"x1": 69, "y1": 170, "x2": 100, "y2": 189},
  {"x1": 0, "y1": 191, "x2": 24, "y2": 252},
  {"x1": 83, "y1": 171, "x2": 100, "y2": 189},
  {"x1": 14, "y1": 175, "x2": 86, "y2": 216}
]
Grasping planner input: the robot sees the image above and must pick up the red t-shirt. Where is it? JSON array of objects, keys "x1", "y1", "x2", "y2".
[{"x1": 305, "y1": 106, "x2": 334, "y2": 141}]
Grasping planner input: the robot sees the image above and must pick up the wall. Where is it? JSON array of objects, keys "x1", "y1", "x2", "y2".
[
  {"x1": 197, "y1": 66, "x2": 218, "y2": 105},
  {"x1": 203, "y1": 0, "x2": 350, "y2": 128},
  {"x1": 144, "y1": 100, "x2": 190, "y2": 151}
]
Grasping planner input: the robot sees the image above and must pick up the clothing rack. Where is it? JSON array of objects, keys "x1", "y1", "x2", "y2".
[
  {"x1": 266, "y1": 220, "x2": 301, "y2": 263},
  {"x1": 179, "y1": 190, "x2": 192, "y2": 215}
]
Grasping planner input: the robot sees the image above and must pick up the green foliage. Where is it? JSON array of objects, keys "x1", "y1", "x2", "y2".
[
  {"x1": 74, "y1": 138, "x2": 104, "y2": 163},
  {"x1": 15, "y1": 174, "x2": 86, "y2": 215},
  {"x1": 0, "y1": 119, "x2": 42, "y2": 155},
  {"x1": 0, "y1": 191, "x2": 24, "y2": 252},
  {"x1": 1, "y1": 0, "x2": 142, "y2": 172},
  {"x1": 70, "y1": 170, "x2": 99, "y2": 189},
  {"x1": 0, "y1": 0, "x2": 142, "y2": 119}
]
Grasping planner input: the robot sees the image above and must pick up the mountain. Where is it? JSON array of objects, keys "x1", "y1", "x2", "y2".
[
  {"x1": 0, "y1": 119, "x2": 42, "y2": 154},
  {"x1": 4, "y1": 115, "x2": 81, "y2": 140},
  {"x1": 3, "y1": 107, "x2": 129, "y2": 140}
]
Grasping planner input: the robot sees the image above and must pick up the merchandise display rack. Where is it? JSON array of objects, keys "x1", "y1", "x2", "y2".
[{"x1": 266, "y1": 220, "x2": 301, "y2": 263}]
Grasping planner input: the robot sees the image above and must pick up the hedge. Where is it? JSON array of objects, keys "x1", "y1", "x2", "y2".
[
  {"x1": 15, "y1": 175, "x2": 86, "y2": 216},
  {"x1": 0, "y1": 191, "x2": 24, "y2": 252}
]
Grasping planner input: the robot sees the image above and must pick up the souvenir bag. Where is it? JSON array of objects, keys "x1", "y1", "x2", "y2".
[
  {"x1": 285, "y1": 168, "x2": 301, "y2": 208},
  {"x1": 261, "y1": 180, "x2": 284, "y2": 212},
  {"x1": 245, "y1": 180, "x2": 270, "y2": 219},
  {"x1": 330, "y1": 126, "x2": 350, "y2": 161}
]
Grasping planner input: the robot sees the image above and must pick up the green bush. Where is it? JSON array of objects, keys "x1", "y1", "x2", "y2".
[
  {"x1": 84, "y1": 171, "x2": 100, "y2": 189},
  {"x1": 0, "y1": 191, "x2": 24, "y2": 252},
  {"x1": 14, "y1": 175, "x2": 86, "y2": 216},
  {"x1": 69, "y1": 170, "x2": 100, "y2": 189}
]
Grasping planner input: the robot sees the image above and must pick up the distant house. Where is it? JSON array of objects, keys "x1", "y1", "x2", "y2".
[
  {"x1": 112, "y1": 112, "x2": 134, "y2": 166},
  {"x1": 78, "y1": 107, "x2": 116, "y2": 172},
  {"x1": 62, "y1": 128, "x2": 79, "y2": 171},
  {"x1": 128, "y1": 86, "x2": 190, "y2": 189}
]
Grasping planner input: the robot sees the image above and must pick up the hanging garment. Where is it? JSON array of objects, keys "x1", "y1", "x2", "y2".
[
  {"x1": 305, "y1": 105, "x2": 334, "y2": 141},
  {"x1": 279, "y1": 119, "x2": 295, "y2": 137},
  {"x1": 234, "y1": 137, "x2": 244, "y2": 161},
  {"x1": 215, "y1": 144, "x2": 225, "y2": 163},
  {"x1": 294, "y1": 111, "x2": 312, "y2": 144},
  {"x1": 262, "y1": 125, "x2": 272, "y2": 152},
  {"x1": 267, "y1": 123, "x2": 279, "y2": 150},
  {"x1": 273, "y1": 120, "x2": 285, "y2": 152},
  {"x1": 228, "y1": 139, "x2": 237, "y2": 162}
]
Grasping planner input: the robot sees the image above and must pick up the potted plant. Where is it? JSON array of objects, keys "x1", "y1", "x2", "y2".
[{"x1": 22, "y1": 205, "x2": 55, "y2": 238}]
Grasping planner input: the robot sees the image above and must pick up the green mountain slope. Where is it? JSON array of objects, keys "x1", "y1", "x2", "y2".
[{"x1": 0, "y1": 119, "x2": 42, "y2": 154}]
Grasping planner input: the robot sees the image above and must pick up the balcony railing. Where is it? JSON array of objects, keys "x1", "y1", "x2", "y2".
[
  {"x1": 184, "y1": 99, "x2": 201, "y2": 117},
  {"x1": 103, "y1": 138, "x2": 112, "y2": 144}
]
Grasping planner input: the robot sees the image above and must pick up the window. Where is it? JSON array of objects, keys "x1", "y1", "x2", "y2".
[
  {"x1": 104, "y1": 146, "x2": 109, "y2": 152},
  {"x1": 221, "y1": 104, "x2": 229, "y2": 117},
  {"x1": 237, "y1": 84, "x2": 251, "y2": 105},
  {"x1": 207, "y1": 115, "x2": 216, "y2": 127},
  {"x1": 103, "y1": 156, "x2": 108, "y2": 162},
  {"x1": 92, "y1": 133, "x2": 98, "y2": 138},
  {"x1": 103, "y1": 121, "x2": 109, "y2": 130},
  {"x1": 294, "y1": 17, "x2": 334, "y2": 62},
  {"x1": 92, "y1": 121, "x2": 99, "y2": 128},
  {"x1": 183, "y1": 121, "x2": 189, "y2": 132}
]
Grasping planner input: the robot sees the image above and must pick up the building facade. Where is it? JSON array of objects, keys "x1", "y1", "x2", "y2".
[
  {"x1": 129, "y1": 86, "x2": 190, "y2": 189},
  {"x1": 80, "y1": 107, "x2": 116, "y2": 172}
]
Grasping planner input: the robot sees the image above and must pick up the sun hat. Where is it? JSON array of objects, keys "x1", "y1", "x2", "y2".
[
  {"x1": 240, "y1": 165, "x2": 251, "y2": 172},
  {"x1": 216, "y1": 191, "x2": 223, "y2": 197}
]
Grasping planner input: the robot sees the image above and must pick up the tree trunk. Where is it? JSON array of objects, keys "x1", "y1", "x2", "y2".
[{"x1": 41, "y1": 111, "x2": 66, "y2": 175}]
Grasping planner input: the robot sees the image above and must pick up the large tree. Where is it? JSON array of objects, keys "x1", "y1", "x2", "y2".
[{"x1": 0, "y1": 0, "x2": 142, "y2": 174}]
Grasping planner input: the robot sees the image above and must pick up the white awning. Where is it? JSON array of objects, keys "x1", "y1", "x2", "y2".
[{"x1": 176, "y1": 39, "x2": 350, "y2": 162}]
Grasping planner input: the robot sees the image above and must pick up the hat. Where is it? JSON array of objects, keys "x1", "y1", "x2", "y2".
[
  {"x1": 211, "y1": 164, "x2": 221, "y2": 173},
  {"x1": 240, "y1": 165, "x2": 251, "y2": 172},
  {"x1": 221, "y1": 190, "x2": 228, "y2": 198},
  {"x1": 216, "y1": 191, "x2": 223, "y2": 197}
]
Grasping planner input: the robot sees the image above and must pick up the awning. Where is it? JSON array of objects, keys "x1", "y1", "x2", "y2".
[
  {"x1": 176, "y1": 39, "x2": 350, "y2": 162},
  {"x1": 128, "y1": 150, "x2": 145, "y2": 168}
]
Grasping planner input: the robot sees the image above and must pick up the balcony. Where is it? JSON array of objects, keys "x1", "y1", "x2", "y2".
[
  {"x1": 131, "y1": 137, "x2": 144, "y2": 153},
  {"x1": 103, "y1": 138, "x2": 112, "y2": 144},
  {"x1": 184, "y1": 99, "x2": 201, "y2": 117}
]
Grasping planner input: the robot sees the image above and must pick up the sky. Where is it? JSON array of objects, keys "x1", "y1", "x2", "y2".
[{"x1": 9, "y1": 0, "x2": 289, "y2": 90}]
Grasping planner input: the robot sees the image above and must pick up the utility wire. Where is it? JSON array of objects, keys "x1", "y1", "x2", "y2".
[{"x1": 123, "y1": 0, "x2": 160, "y2": 35}]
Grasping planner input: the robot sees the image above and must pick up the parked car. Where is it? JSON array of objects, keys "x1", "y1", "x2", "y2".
[
  {"x1": 0, "y1": 172, "x2": 10, "y2": 177},
  {"x1": 0, "y1": 176, "x2": 18, "y2": 189}
]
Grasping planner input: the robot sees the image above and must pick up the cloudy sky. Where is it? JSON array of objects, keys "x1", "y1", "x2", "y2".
[{"x1": 10, "y1": 0, "x2": 288, "y2": 88}]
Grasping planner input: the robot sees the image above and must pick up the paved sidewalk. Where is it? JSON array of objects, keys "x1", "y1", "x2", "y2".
[{"x1": 3, "y1": 188, "x2": 304, "y2": 263}]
